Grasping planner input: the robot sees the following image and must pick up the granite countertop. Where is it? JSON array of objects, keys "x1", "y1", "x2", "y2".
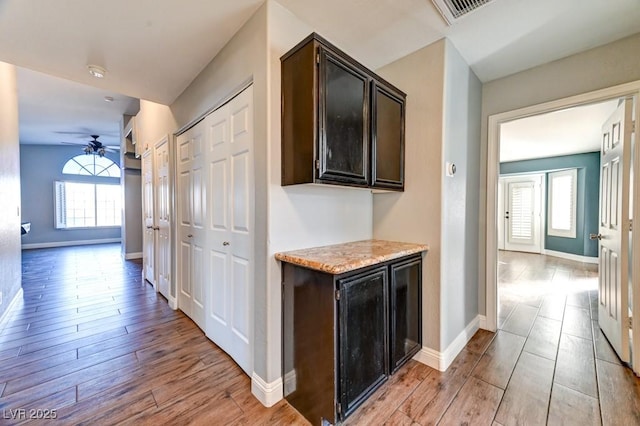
[{"x1": 274, "y1": 239, "x2": 429, "y2": 274}]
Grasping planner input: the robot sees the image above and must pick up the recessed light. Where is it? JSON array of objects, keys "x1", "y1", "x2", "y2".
[
  {"x1": 87, "y1": 64, "x2": 107, "y2": 79},
  {"x1": 104, "y1": 96, "x2": 114, "y2": 102}
]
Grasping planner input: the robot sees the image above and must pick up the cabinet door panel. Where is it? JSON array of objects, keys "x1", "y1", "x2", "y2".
[
  {"x1": 372, "y1": 83, "x2": 405, "y2": 189},
  {"x1": 390, "y1": 258, "x2": 422, "y2": 372},
  {"x1": 339, "y1": 267, "x2": 388, "y2": 419},
  {"x1": 319, "y1": 48, "x2": 369, "y2": 185}
]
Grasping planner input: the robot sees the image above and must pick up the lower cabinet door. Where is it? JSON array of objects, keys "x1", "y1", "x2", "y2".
[
  {"x1": 338, "y1": 266, "x2": 388, "y2": 419},
  {"x1": 390, "y1": 257, "x2": 422, "y2": 373}
]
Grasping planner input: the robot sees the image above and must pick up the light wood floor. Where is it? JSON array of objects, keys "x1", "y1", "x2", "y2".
[{"x1": 1, "y1": 245, "x2": 639, "y2": 425}]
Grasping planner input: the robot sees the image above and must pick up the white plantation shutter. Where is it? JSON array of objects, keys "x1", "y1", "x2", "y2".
[
  {"x1": 548, "y1": 169, "x2": 577, "y2": 238},
  {"x1": 54, "y1": 181, "x2": 67, "y2": 229},
  {"x1": 508, "y1": 182, "x2": 535, "y2": 244}
]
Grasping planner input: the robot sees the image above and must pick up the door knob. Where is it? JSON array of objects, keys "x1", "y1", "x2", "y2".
[
  {"x1": 223, "y1": 241, "x2": 230, "y2": 246},
  {"x1": 153, "y1": 226, "x2": 160, "y2": 230},
  {"x1": 589, "y1": 233, "x2": 602, "y2": 240},
  {"x1": 187, "y1": 234, "x2": 193, "y2": 238}
]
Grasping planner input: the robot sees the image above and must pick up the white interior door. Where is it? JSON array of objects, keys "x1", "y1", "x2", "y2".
[
  {"x1": 142, "y1": 149, "x2": 156, "y2": 286},
  {"x1": 205, "y1": 85, "x2": 254, "y2": 375},
  {"x1": 155, "y1": 136, "x2": 172, "y2": 302},
  {"x1": 177, "y1": 126, "x2": 207, "y2": 329},
  {"x1": 598, "y1": 98, "x2": 633, "y2": 363},
  {"x1": 503, "y1": 175, "x2": 543, "y2": 253}
]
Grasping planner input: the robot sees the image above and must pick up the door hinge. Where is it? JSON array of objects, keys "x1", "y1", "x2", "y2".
[
  {"x1": 629, "y1": 317, "x2": 633, "y2": 329},
  {"x1": 336, "y1": 401, "x2": 342, "y2": 415},
  {"x1": 335, "y1": 290, "x2": 341, "y2": 300},
  {"x1": 630, "y1": 219, "x2": 633, "y2": 232},
  {"x1": 315, "y1": 159, "x2": 320, "y2": 170},
  {"x1": 316, "y1": 53, "x2": 320, "y2": 65},
  {"x1": 632, "y1": 120, "x2": 636, "y2": 133}
]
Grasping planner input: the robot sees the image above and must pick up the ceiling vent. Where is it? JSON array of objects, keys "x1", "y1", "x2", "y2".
[{"x1": 431, "y1": 0, "x2": 494, "y2": 25}]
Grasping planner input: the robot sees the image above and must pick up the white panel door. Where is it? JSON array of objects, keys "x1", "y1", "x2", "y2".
[
  {"x1": 205, "y1": 85, "x2": 254, "y2": 375},
  {"x1": 503, "y1": 175, "x2": 543, "y2": 253},
  {"x1": 177, "y1": 126, "x2": 207, "y2": 329},
  {"x1": 155, "y1": 137, "x2": 171, "y2": 301},
  {"x1": 142, "y1": 149, "x2": 156, "y2": 286},
  {"x1": 598, "y1": 98, "x2": 632, "y2": 363}
]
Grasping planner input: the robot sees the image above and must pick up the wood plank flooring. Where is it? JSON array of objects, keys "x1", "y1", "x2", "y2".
[{"x1": 1, "y1": 245, "x2": 639, "y2": 425}]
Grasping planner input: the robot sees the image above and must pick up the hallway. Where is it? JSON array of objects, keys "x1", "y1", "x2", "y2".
[
  {"x1": 0, "y1": 244, "x2": 304, "y2": 424},
  {"x1": 1, "y1": 245, "x2": 639, "y2": 424}
]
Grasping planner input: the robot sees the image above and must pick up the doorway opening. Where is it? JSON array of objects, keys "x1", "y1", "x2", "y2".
[{"x1": 485, "y1": 81, "x2": 640, "y2": 375}]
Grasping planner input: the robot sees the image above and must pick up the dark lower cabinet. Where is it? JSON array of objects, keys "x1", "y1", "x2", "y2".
[
  {"x1": 282, "y1": 254, "x2": 422, "y2": 425},
  {"x1": 390, "y1": 258, "x2": 422, "y2": 373},
  {"x1": 339, "y1": 267, "x2": 388, "y2": 417}
]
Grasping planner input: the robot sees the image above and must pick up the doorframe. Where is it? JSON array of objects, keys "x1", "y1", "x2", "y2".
[{"x1": 485, "y1": 80, "x2": 640, "y2": 373}]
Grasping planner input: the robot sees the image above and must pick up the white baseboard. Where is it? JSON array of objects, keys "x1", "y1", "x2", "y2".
[
  {"x1": 413, "y1": 315, "x2": 480, "y2": 372},
  {"x1": 251, "y1": 373, "x2": 283, "y2": 407},
  {"x1": 22, "y1": 238, "x2": 121, "y2": 250},
  {"x1": 0, "y1": 288, "x2": 23, "y2": 331},
  {"x1": 124, "y1": 252, "x2": 143, "y2": 260},
  {"x1": 543, "y1": 249, "x2": 598, "y2": 264},
  {"x1": 478, "y1": 315, "x2": 488, "y2": 330},
  {"x1": 167, "y1": 297, "x2": 178, "y2": 310}
]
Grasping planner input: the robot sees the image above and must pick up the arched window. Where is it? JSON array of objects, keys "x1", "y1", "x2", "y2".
[
  {"x1": 55, "y1": 155, "x2": 121, "y2": 229},
  {"x1": 62, "y1": 154, "x2": 121, "y2": 177}
]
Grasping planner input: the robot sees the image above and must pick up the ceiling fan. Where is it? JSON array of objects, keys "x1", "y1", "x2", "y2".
[{"x1": 62, "y1": 135, "x2": 119, "y2": 157}]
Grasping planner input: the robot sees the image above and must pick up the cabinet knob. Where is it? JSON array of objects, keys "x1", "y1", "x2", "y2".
[
  {"x1": 187, "y1": 234, "x2": 193, "y2": 238},
  {"x1": 223, "y1": 241, "x2": 230, "y2": 246}
]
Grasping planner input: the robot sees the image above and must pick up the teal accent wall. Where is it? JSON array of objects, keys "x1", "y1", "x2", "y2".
[{"x1": 500, "y1": 152, "x2": 600, "y2": 258}]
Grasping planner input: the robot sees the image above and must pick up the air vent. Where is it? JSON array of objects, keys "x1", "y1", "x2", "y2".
[{"x1": 431, "y1": 0, "x2": 494, "y2": 25}]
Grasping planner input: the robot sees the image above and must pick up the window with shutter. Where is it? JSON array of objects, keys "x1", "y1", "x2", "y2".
[{"x1": 548, "y1": 169, "x2": 577, "y2": 238}]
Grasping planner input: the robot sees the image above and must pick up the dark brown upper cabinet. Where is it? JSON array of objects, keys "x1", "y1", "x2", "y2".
[{"x1": 281, "y1": 33, "x2": 406, "y2": 191}]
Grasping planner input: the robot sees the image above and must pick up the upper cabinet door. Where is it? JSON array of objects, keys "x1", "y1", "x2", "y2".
[
  {"x1": 318, "y1": 47, "x2": 369, "y2": 186},
  {"x1": 371, "y1": 82, "x2": 405, "y2": 190}
]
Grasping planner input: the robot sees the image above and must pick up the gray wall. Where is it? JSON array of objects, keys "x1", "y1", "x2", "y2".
[
  {"x1": 440, "y1": 40, "x2": 482, "y2": 349},
  {"x1": 121, "y1": 168, "x2": 142, "y2": 255},
  {"x1": 373, "y1": 38, "x2": 482, "y2": 352},
  {"x1": 479, "y1": 32, "x2": 640, "y2": 315},
  {"x1": 501, "y1": 152, "x2": 600, "y2": 258},
  {"x1": 0, "y1": 62, "x2": 22, "y2": 319},
  {"x1": 20, "y1": 144, "x2": 121, "y2": 246},
  {"x1": 374, "y1": 40, "x2": 446, "y2": 350}
]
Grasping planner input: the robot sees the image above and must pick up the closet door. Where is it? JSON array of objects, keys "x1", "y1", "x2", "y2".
[
  {"x1": 142, "y1": 148, "x2": 156, "y2": 286},
  {"x1": 155, "y1": 136, "x2": 172, "y2": 302},
  {"x1": 177, "y1": 125, "x2": 207, "y2": 329},
  {"x1": 205, "y1": 85, "x2": 254, "y2": 375}
]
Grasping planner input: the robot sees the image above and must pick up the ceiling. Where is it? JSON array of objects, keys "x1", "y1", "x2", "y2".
[
  {"x1": 500, "y1": 99, "x2": 620, "y2": 163},
  {"x1": 1, "y1": 0, "x2": 639, "y2": 147}
]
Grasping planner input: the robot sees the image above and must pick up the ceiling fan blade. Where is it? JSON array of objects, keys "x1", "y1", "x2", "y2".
[{"x1": 60, "y1": 141, "x2": 87, "y2": 146}]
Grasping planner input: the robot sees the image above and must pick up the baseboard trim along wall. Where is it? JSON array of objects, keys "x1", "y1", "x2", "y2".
[
  {"x1": 543, "y1": 249, "x2": 598, "y2": 264},
  {"x1": 413, "y1": 315, "x2": 481, "y2": 372},
  {"x1": 124, "y1": 252, "x2": 143, "y2": 260},
  {"x1": 22, "y1": 238, "x2": 121, "y2": 250},
  {"x1": 0, "y1": 288, "x2": 23, "y2": 331},
  {"x1": 251, "y1": 372, "x2": 283, "y2": 407}
]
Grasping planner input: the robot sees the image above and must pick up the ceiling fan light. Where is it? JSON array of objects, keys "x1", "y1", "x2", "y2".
[
  {"x1": 83, "y1": 145, "x2": 93, "y2": 154},
  {"x1": 87, "y1": 64, "x2": 107, "y2": 79}
]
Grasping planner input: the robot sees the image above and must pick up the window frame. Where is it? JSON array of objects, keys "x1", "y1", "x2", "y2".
[{"x1": 547, "y1": 168, "x2": 577, "y2": 238}]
